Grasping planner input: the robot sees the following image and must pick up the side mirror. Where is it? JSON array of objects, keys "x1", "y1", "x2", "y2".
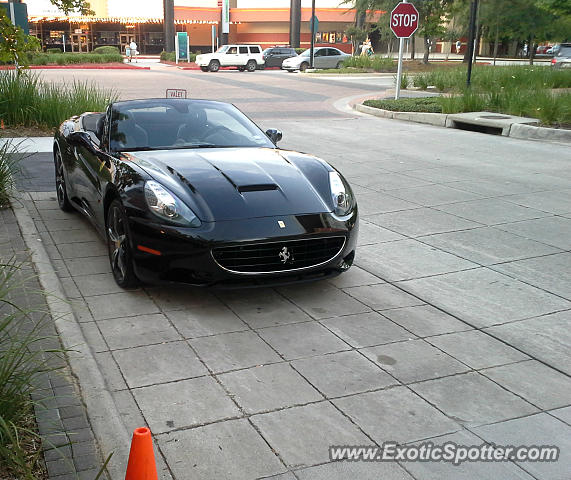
[
  {"x1": 68, "y1": 131, "x2": 99, "y2": 155},
  {"x1": 266, "y1": 128, "x2": 282, "y2": 144}
]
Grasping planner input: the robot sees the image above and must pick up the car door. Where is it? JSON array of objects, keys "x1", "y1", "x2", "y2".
[
  {"x1": 265, "y1": 49, "x2": 280, "y2": 67},
  {"x1": 313, "y1": 48, "x2": 327, "y2": 68},
  {"x1": 326, "y1": 48, "x2": 343, "y2": 68},
  {"x1": 221, "y1": 46, "x2": 238, "y2": 66},
  {"x1": 73, "y1": 123, "x2": 110, "y2": 221},
  {"x1": 238, "y1": 46, "x2": 249, "y2": 65}
]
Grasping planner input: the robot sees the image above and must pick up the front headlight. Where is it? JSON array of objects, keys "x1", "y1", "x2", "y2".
[
  {"x1": 144, "y1": 181, "x2": 201, "y2": 227},
  {"x1": 329, "y1": 171, "x2": 354, "y2": 216}
]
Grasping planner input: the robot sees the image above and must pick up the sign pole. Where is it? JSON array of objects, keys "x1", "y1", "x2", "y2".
[
  {"x1": 466, "y1": 0, "x2": 478, "y2": 87},
  {"x1": 395, "y1": 36, "x2": 404, "y2": 100},
  {"x1": 394, "y1": 0, "x2": 407, "y2": 100},
  {"x1": 310, "y1": 0, "x2": 315, "y2": 68},
  {"x1": 175, "y1": 34, "x2": 179, "y2": 64}
]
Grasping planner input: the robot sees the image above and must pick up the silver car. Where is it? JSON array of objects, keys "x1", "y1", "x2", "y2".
[
  {"x1": 551, "y1": 43, "x2": 571, "y2": 69},
  {"x1": 282, "y1": 47, "x2": 350, "y2": 72}
]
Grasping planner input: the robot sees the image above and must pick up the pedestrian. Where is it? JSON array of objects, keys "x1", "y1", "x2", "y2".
[
  {"x1": 128, "y1": 40, "x2": 138, "y2": 62},
  {"x1": 523, "y1": 43, "x2": 528, "y2": 57},
  {"x1": 361, "y1": 38, "x2": 373, "y2": 57},
  {"x1": 456, "y1": 40, "x2": 461, "y2": 53}
]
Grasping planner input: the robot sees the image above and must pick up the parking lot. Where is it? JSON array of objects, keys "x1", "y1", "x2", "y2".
[{"x1": 15, "y1": 66, "x2": 571, "y2": 479}]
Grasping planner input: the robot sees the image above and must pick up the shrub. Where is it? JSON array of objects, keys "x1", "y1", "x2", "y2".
[
  {"x1": 46, "y1": 48, "x2": 61, "y2": 54},
  {"x1": 0, "y1": 70, "x2": 116, "y2": 129},
  {"x1": 341, "y1": 55, "x2": 395, "y2": 72},
  {"x1": 92, "y1": 45, "x2": 120, "y2": 55},
  {"x1": 160, "y1": 51, "x2": 196, "y2": 62},
  {"x1": 25, "y1": 52, "x2": 123, "y2": 66},
  {"x1": 364, "y1": 97, "x2": 443, "y2": 113}
]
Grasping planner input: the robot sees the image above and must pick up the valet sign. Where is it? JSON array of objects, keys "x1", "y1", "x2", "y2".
[{"x1": 391, "y1": 1, "x2": 419, "y2": 100}]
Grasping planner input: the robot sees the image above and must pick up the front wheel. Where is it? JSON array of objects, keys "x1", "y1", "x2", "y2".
[
  {"x1": 106, "y1": 199, "x2": 139, "y2": 288},
  {"x1": 336, "y1": 61, "x2": 342, "y2": 69},
  {"x1": 208, "y1": 60, "x2": 220, "y2": 72},
  {"x1": 54, "y1": 148, "x2": 73, "y2": 212},
  {"x1": 299, "y1": 62, "x2": 309, "y2": 72},
  {"x1": 246, "y1": 60, "x2": 257, "y2": 72}
]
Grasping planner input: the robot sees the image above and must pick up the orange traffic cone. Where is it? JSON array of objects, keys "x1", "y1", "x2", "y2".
[{"x1": 125, "y1": 427, "x2": 158, "y2": 480}]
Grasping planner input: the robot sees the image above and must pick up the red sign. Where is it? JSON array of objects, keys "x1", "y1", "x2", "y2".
[{"x1": 390, "y1": 2, "x2": 419, "y2": 38}]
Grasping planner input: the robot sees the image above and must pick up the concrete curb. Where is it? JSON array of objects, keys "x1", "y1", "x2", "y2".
[
  {"x1": 354, "y1": 103, "x2": 571, "y2": 143},
  {"x1": 509, "y1": 122, "x2": 571, "y2": 143},
  {"x1": 12, "y1": 194, "x2": 130, "y2": 480}
]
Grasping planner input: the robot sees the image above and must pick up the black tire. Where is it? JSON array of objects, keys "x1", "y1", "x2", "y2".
[
  {"x1": 208, "y1": 60, "x2": 220, "y2": 72},
  {"x1": 336, "y1": 61, "x2": 342, "y2": 69},
  {"x1": 300, "y1": 62, "x2": 309, "y2": 72},
  {"x1": 200, "y1": 66, "x2": 209, "y2": 72},
  {"x1": 54, "y1": 148, "x2": 73, "y2": 212},
  {"x1": 246, "y1": 60, "x2": 257, "y2": 72},
  {"x1": 238, "y1": 66, "x2": 246, "y2": 72},
  {"x1": 106, "y1": 199, "x2": 139, "y2": 288}
]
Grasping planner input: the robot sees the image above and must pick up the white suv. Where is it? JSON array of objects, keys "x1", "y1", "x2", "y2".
[{"x1": 196, "y1": 45, "x2": 265, "y2": 72}]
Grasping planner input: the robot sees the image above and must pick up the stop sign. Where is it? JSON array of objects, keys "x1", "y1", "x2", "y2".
[{"x1": 390, "y1": 2, "x2": 419, "y2": 38}]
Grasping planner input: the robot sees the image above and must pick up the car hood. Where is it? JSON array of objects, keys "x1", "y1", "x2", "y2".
[
  {"x1": 284, "y1": 56, "x2": 304, "y2": 65},
  {"x1": 129, "y1": 147, "x2": 331, "y2": 222}
]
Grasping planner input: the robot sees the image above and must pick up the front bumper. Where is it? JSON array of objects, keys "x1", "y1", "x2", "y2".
[{"x1": 127, "y1": 211, "x2": 358, "y2": 287}]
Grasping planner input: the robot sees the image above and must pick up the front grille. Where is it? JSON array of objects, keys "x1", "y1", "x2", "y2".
[{"x1": 212, "y1": 236, "x2": 346, "y2": 274}]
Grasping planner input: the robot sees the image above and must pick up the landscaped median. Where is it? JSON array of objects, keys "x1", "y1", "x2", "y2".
[{"x1": 356, "y1": 65, "x2": 571, "y2": 142}]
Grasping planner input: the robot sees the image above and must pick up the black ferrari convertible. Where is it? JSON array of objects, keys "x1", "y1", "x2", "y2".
[{"x1": 53, "y1": 98, "x2": 358, "y2": 287}]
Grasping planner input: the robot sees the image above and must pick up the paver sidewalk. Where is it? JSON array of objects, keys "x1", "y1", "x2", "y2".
[{"x1": 15, "y1": 188, "x2": 571, "y2": 480}]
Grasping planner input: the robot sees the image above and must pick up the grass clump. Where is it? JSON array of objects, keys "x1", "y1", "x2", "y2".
[
  {"x1": 364, "y1": 97, "x2": 443, "y2": 113},
  {"x1": 0, "y1": 139, "x2": 22, "y2": 206},
  {"x1": 0, "y1": 70, "x2": 116, "y2": 129},
  {"x1": 0, "y1": 257, "x2": 64, "y2": 479}
]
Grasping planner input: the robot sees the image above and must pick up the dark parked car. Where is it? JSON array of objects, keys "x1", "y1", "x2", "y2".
[
  {"x1": 53, "y1": 99, "x2": 358, "y2": 288},
  {"x1": 262, "y1": 47, "x2": 298, "y2": 68}
]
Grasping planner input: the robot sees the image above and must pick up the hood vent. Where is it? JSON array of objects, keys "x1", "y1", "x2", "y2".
[{"x1": 238, "y1": 184, "x2": 279, "y2": 193}]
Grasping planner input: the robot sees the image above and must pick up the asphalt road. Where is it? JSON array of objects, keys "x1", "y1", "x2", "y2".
[{"x1": 14, "y1": 66, "x2": 571, "y2": 480}]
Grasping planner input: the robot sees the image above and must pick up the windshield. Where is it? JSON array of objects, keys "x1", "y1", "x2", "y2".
[
  {"x1": 109, "y1": 99, "x2": 275, "y2": 152},
  {"x1": 299, "y1": 49, "x2": 310, "y2": 57},
  {"x1": 216, "y1": 45, "x2": 229, "y2": 53}
]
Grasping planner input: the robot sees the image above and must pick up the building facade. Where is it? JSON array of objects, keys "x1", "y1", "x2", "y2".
[{"x1": 25, "y1": 0, "x2": 382, "y2": 54}]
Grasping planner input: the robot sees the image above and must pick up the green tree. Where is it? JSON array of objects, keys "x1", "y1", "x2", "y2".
[
  {"x1": 49, "y1": 0, "x2": 94, "y2": 15},
  {"x1": 0, "y1": 10, "x2": 41, "y2": 68},
  {"x1": 415, "y1": 0, "x2": 454, "y2": 63}
]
